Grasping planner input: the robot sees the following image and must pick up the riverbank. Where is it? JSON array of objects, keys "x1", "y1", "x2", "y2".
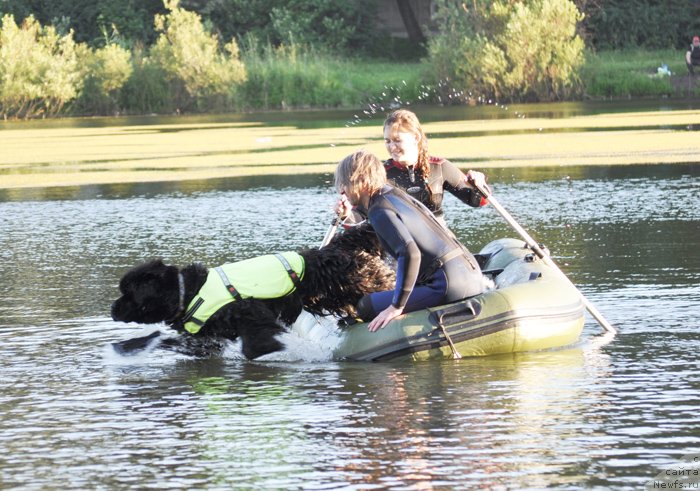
[
  {"x1": 582, "y1": 49, "x2": 700, "y2": 99},
  {"x1": 2, "y1": 105, "x2": 699, "y2": 191},
  {"x1": 3, "y1": 45, "x2": 699, "y2": 120}
]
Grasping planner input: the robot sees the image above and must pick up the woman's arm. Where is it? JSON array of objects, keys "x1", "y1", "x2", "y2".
[
  {"x1": 441, "y1": 160, "x2": 487, "y2": 207},
  {"x1": 369, "y1": 208, "x2": 421, "y2": 309}
]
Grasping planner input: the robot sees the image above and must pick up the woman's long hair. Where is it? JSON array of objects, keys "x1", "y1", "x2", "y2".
[
  {"x1": 335, "y1": 149, "x2": 387, "y2": 197},
  {"x1": 383, "y1": 109, "x2": 430, "y2": 180}
]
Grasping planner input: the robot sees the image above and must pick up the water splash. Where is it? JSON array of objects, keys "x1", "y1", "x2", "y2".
[
  {"x1": 102, "y1": 311, "x2": 342, "y2": 365},
  {"x1": 260, "y1": 311, "x2": 341, "y2": 362},
  {"x1": 339, "y1": 78, "x2": 525, "y2": 132}
]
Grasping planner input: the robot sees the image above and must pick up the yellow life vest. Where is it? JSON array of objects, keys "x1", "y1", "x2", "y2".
[{"x1": 183, "y1": 252, "x2": 305, "y2": 334}]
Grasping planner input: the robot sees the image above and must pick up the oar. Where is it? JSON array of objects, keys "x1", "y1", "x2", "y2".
[
  {"x1": 473, "y1": 182, "x2": 617, "y2": 336},
  {"x1": 319, "y1": 215, "x2": 341, "y2": 248}
]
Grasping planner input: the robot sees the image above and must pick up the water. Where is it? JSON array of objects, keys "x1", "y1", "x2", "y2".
[{"x1": 1, "y1": 159, "x2": 699, "y2": 487}]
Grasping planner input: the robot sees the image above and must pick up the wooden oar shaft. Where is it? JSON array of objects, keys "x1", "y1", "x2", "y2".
[{"x1": 483, "y1": 192, "x2": 617, "y2": 336}]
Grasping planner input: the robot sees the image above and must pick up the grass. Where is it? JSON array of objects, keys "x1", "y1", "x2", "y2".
[
  {"x1": 237, "y1": 47, "x2": 699, "y2": 110},
  {"x1": 580, "y1": 49, "x2": 691, "y2": 98},
  {"x1": 238, "y1": 44, "x2": 426, "y2": 111}
]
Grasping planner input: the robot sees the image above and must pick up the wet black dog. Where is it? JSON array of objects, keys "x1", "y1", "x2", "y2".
[{"x1": 111, "y1": 225, "x2": 395, "y2": 359}]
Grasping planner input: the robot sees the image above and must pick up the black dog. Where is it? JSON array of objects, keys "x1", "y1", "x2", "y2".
[{"x1": 111, "y1": 225, "x2": 395, "y2": 359}]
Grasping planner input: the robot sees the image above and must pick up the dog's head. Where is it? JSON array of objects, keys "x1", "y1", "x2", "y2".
[{"x1": 111, "y1": 259, "x2": 182, "y2": 324}]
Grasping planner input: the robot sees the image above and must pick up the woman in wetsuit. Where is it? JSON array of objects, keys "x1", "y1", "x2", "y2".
[
  {"x1": 337, "y1": 109, "x2": 488, "y2": 228},
  {"x1": 334, "y1": 149, "x2": 485, "y2": 331}
]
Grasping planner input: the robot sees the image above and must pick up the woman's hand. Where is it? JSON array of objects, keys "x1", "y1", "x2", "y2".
[
  {"x1": 335, "y1": 193, "x2": 352, "y2": 219},
  {"x1": 368, "y1": 304, "x2": 404, "y2": 332},
  {"x1": 464, "y1": 170, "x2": 488, "y2": 193}
]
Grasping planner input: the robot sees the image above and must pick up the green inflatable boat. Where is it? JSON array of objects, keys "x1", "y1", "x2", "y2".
[{"x1": 328, "y1": 238, "x2": 585, "y2": 361}]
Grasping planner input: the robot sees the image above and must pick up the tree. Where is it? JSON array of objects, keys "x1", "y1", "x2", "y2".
[
  {"x1": 180, "y1": 0, "x2": 381, "y2": 55},
  {"x1": 576, "y1": 0, "x2": 699, "y2": 50},
  {"x1": 428, "y1": 0, "x2": 585, "y2": 102},
  {"x1": 0, "y1": 14, "x2": 83, "y2": 118},
  {"x1": 149, "y1": 0, "x2": 246, "y2": 111},
  {"x1": 75, "y1": 42, "x2": 133, "y2": 114},
  {"x1": 0, "y1": 0, "x2": 166, "y2": 46},
  {"x1": 395, "y1": 0, "x2": 426, "y2": 45}
]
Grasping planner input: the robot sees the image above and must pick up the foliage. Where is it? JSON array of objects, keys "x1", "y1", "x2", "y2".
[
  {"x1": 0, "y1": 14, "x2": 83, "y2": 118},
  {"x1": 428, "y1": 0, "x2": 585, "y2": 102},
  {"x1": 3, "y1": 0, "x2": 700, "y2": 55},
  {"x1": 581, "y1": 49, "x2": 675, "y2": 98},
  {"x1": 576, "y1": 0, "x2": 700, "y2": 50},
  {"x1": 73, "y1": 42, "x2": 133, "y2": 114},
  {"x1": 180, "y1": 0, "x2": 382, "y2": 56},
  {"x1": 118, "y1": 44, "x2": 172, "y2": 114},
  {"x1": 238, "y1": 41, "x2": 343, "y2": 109},
  {"x1": 237, "y1": 40, "x2": 424, "y2": 110},
  {"x1": 0, "y1": 0, "x2": 165, "y2": 46},
  {"x1": 149, "y1": 0, "x2": 246, "y2": 111},
  {"x1": 1, "y1": 1, "x2": 698, "y2": 118}
]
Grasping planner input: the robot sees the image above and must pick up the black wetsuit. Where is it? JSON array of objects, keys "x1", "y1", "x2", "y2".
[
  {"x1": 356, "y1": 185, "x2": 484, "y2": 320},
  {"x1": 343, "y1": 157, "x2": 485, "y2": 227},
  {"x1": 689, "y1": 44, "x2": 700, "y2": 73},
  {"x1": 385, "y1": 157, "x2": 486, "y2": 224}
]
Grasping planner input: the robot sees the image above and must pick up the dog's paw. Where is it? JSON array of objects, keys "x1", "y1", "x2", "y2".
[
  {"x1": 111, "y1": 330, "x2": 162, "y2": 355},
  {"x1": 241, "y1": 336, "x2": 285, "y2": 360}
]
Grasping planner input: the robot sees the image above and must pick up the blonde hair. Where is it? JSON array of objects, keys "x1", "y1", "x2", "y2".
[
  {"x1": 334, "y1": 149, "x2": 387, "y2": 197},
  {"x1": 384, "y1": 109, "x2": 430, "y2": 179}
]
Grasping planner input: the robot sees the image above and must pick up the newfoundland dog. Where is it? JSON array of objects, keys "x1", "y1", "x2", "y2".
[{"x1": 110, "y1": 225, "x2": 394, "y2": 359}]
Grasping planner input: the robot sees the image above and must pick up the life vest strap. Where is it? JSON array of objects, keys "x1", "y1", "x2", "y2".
[
  {"x1": 274, "y1": 253, "x2": 301, "y2": 289},
  {"x1": 182, "y1": 297, "x2": 204, "y2": 326},
  {"x1": 215, "y1": 266, "x2": 243, "y2": 301}
]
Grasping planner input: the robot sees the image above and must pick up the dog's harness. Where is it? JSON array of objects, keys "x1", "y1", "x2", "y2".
[{"x1": 181, "y1": 252, "x2": 305, "y2": 334}]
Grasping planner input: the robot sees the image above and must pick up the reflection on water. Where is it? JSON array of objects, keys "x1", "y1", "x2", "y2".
[{"x1": 0, "y1": 163, "x2": 698, "y2": 489}]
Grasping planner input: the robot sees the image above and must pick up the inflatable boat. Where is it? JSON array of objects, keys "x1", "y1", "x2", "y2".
[{"x1": 318, "y1": 238, "x2": 586, "y2": 361}]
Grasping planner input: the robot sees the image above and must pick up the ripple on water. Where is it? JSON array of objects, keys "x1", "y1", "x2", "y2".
[{"x1": 0, "y1": 166, "x2": 698, "y2": 489}]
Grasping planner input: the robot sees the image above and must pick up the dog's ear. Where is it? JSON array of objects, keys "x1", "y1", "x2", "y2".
[
  {"x1": 119, "y1": 259, "x2": 170, "y2": 288},
  {"x1": 139, "y1": 259, "x2": 178, "y2": 281},
  {"x1": 144, "y1": 258, "x2": 167, "y2": 272}
]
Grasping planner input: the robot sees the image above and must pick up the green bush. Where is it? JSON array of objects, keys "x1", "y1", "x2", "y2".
[
  {"x1": 0, "y1": 14, "x2": 84, "y2": 118},
  {"x1": 427, "y1": 0, "x2": 585, "y2": 102},
  {"x1": 73, "y1": 42, "x2": 132, "y2": 114},
  {"x1": 119, "y1": 44, "x2": 173, "y2": 114},
  {"x1": 149, "y1": 0, "x2": 246, "y2": 112}
]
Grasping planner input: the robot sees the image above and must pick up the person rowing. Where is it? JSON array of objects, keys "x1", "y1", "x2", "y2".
[{"x1": 336, "y1": 108, "x2": 488, "y2": 228}]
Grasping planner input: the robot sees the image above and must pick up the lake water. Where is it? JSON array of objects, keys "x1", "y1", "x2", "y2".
[{"x1": 1, "y1": 108, "x2": 699, "y2": 489}]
